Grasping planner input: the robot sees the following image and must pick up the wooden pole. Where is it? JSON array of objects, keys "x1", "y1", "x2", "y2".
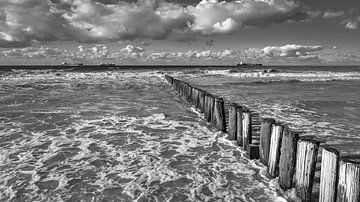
[
  {"x1": 242, "y1": 108, "x2": 251, "y2": 152},
  {"x1": 228, "y1": 103, "x2": 238, "y2": 140},
  {"x1": 198, "y1": 90, "x2": 205, "y2": 113},
  {"x1": 278, "y1": 128, "x2": 299, "y2": 190},
  {"x1": 294, "y1": 139, "x2": 319, "y2": 201},
  {"x1": 319, "y1": 147, "x2": 339, "y2": 202},
  {"x1": 182, "y1": 82, "x2": 187, "y2": 98},
  {"x1": 213, "y1": 97, "x2": 226, "y2": 132},
  {"x1": 236, "y1": 106, "x2": 243, "y2": 146},
  {"x1": 174, "y1": 79, "x2": 179, "y2": 93},
  {"x1": 186, "y1": 83, "x2": 192, "y2": 103},
  {"x1": 204, "y1": 93, "x2": 209, "y2": 120},
  {"x1": 204, "y1": 93, "x2": 213, "y2": 122},
  {"x1": 259, "y1": 118, "x2": 275, "y2": 166},
  {"x1": 268, "y1": 123, "x2": 284, "y2": 177},
  {"x1": 337, "y1": 159, "x2": 360, "y2": 202},
  {"x1": 192, "y1": 87, "x2": 199, "y2": 107},
  {"x1": 179, "y1": 81, "x2": 184, "y2": 96},
  {"x1": 209, "y1": 95, "x2": 215, "y2": 123}
]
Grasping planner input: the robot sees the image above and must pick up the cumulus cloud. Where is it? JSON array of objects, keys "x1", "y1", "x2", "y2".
[
  {"x1": 245, "y1": 44, "x2": 324, "y2": 63},
  {"x1": 1, "y1": 43, "x2": 330, "y2": 64},
  {"x1": 146, "y1": 49, "x2": 241, "y2": 61},
  {"x1": 121, "y1": 45, "x2": 146, "y2": 58},
  {"x1": 341, "y1": 17, "x2": 360, "y2": 30},
  {"x1": 322, "y1": 10, "x2": 344, "y2": 19},
  {"x1": 1, "y1": 46, "x2": 65, "y2": 59},
  {"x1": 187, "y1": 0, "x2": 309, "y2": 34},
  {"x1": 0, "y1": 0, "x2": 311, "y2": 47},
  {"x1": 345, "y1": 21, "x2": 358, "y2": 30},
  {"x1": 261, "y1": 44, "x2": 323, "y2": 58}
]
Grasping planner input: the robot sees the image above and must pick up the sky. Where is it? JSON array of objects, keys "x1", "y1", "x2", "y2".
[{"x1": 0, "y1": 0, "x2": 360, "y2": 65}]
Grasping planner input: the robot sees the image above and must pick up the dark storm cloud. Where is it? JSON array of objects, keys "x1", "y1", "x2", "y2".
[{"x1": 0, "y1": 0, "x2": 313, "y2": 47}]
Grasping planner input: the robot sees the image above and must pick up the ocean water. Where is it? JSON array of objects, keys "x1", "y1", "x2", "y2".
[
  {"x1": 0, "y1": 68, "x2": 285, "y2": 202},
  {"x1": 0, "y1": 66, "x2": 359, "y2": 201}
]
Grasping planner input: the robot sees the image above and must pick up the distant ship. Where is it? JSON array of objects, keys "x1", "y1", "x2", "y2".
[
  {"x1": 236, "y1": 62, "x2": 262, "y2": 67},
  {"x1": 61, "y1": 62, "x2": 83, "y2": 66},
  {"x1": 100, "y1": 62, "x2": 116, "y2": 67}
]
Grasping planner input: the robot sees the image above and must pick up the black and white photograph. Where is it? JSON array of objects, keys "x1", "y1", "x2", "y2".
[{"x1": 1, "y1": 0, "x2": 360, "y2": 201}]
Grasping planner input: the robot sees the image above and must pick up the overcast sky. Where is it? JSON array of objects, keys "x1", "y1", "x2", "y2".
[{"x1": 1, "y1": 0, "x2": 360, "y2": 65}]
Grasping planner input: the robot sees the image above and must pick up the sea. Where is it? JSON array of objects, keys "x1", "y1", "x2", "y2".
[{"x1": 0, "y1": 66, "x2": 359, "y2": 201}]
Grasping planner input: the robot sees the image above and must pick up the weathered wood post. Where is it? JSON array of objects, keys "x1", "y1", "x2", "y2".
[
  {"x1": 228, "y1": 103, "x2": 238, "y2": 140},
  {"x1": 209, "y1": 94, "x2": 215, "y2": 123},
  {"x1": 213, "y1": 97, "x2": 226, "y2": 132},
  {"x1": 236, "y1": 106, "x2": 243, "y2": 146},
  {"x1": 179, "y1": 81, "x2": 184, "y2": 96},
  {"x1": 278, "y1": 128, "x2": 299, "y2": 190},
  {"x1": 268, "y1": 123, "x2": 284, "y2": 177},
  {"x1": 337, "y1": 159, "x2": 360, "y2": 202},
  {"x1": 242, "y1": 108, "x2": 251, "y2": 152},
  {"x1": 259, "y1": 118, "x2": 275, "y2": 165},
  {"x1": 182, "y1": 82, "x2": 187, "y2": 98},
  {"x1": 191, "y1": 87, "x2": 199, "y2": 107},
  {"x1": 319, "y1": 147, "x2": 339, "y2": 202},
  {"x1": 175, "y1": 80, "x2": 179, "y2": 93},
  {"x1": 197, "y1": 90, "x2": 205, "y2": 113},
  {"x1": 294, "y1": 139, "x2": 319, "y2": 201},
  {"x1": 173, "y1": 79, "x2": 177, "y2": 92},
  {"x1": 186, "y1": 83, "x2": 192, "y2": 103},
  {"x1": 204, "y1": 93, "x2": 213, "y2": 122}
]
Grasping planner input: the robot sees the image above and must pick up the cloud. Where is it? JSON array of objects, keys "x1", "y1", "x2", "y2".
[
  {"x1": 322, "y1": 10, "x2": 344, "y2": 19},
  {"x1": 345, "y1": 21, "x2": 358, "y2": 30},
  {"x1": 147, "y1": 49, "x2": 241, "y2": 61},
  {"x1": 260, "y1": 44, "x2": 323, "y2": 58},
  {"x1": 121, "y1": 45, "x2": 145, "y2": 58},
  {"x1": 0, "y1": 0, "x2": 311, "y2": 47},
  {"x1": 187, "y1": 0, "x2": 309, "y2": 34},
  {"x1": 1, "y1": 43, "x2": 331, "y2": 64},
  {"x1": 1, "y1": 46, "x2": 65, "y2": 59},
  {"x1": 341, "y1": 17, "x2": 360, "y2": 30},
  {"x1": 244, "y1": 44, "x2": 324, "y2": 63}
]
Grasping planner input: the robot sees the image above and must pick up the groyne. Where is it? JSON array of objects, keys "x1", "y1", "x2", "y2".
[{"x1": 164, "y1": 75, "x2": 360, "y2": 202}]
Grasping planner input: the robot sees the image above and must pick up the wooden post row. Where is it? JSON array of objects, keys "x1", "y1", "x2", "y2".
[
  {"x1": 278, "y1": 128, "x2": 299, "y2": 190},
  {"x1": 259, "y1": 118, "x2": 275, "y2": 165},
  {"x1": 165, "y1": 76, "x2": 360, "y2": 202},
  {"x1": 268, "y1": 123, "x2": 284, "y2": 177},
  {"x1": 294, "y1": 139, "x2": 319, "y2": 201}
]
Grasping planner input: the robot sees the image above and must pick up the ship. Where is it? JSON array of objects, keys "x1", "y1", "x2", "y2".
[
  {"x1": 100, "y1": 62, "x2": 116, "y2": 67},
  {"x1": 236, "y1": 62, "x2": 262, "y2": 67}
]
